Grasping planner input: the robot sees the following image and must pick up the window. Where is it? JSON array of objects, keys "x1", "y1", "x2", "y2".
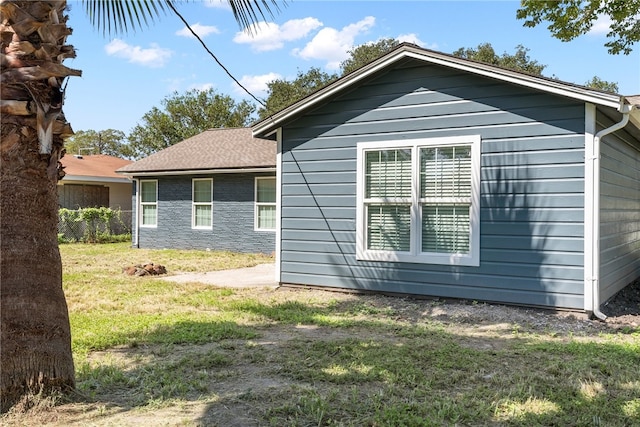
[
  {"x1": 255, "y1": 177, "x2": 276, "y2": 231},
  {"x1": 356, "y1": 136, "x2": 480, "y2": 266},
  {"x1": 139, "y1": 180, "x2": 157, "y2": 227},
  {"x1": 192, "y1": 179, "x2": 213, "y2": 229}
]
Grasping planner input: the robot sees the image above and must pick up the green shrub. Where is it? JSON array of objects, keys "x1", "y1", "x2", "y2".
[{"x1": 58, "y1": 207, "x2": 130, "y2": 244}]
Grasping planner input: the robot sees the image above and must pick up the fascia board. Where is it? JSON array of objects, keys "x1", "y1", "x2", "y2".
[
  {"x1": 60, "y1": 176, "x2": 131, "y2": 184},
  {"x1": 117, "y1": 167, "x2": 276, "y2": 177},
  {"x1": 253, "y1": 46, "x2": 622, "y2": 136},
  {"x1": 253, "y1": 51, "x2": 404, "y2": 136},
  {"x1": 400, "y1": 50, "x2": 621, "y2": 109}
]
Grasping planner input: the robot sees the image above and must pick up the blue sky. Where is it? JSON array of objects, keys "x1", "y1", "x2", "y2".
[{"x1": 63, "y1": 0, "x2": 640, "y2": 134}]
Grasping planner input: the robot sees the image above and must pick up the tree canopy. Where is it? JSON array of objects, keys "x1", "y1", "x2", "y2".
[
  {"x1": 258, "y1": 67, "x2": 337, "y2": 119},
  {"x1": 452, "y1": 42, "x2": 618, "y2": 91},
  {"x1": 64, "y1": 129, "x2": 133, "y2": 158},
  {"x1": 517, "y1": 0, "x2": 640, "y2": 55},
  {"x1": 452, "y1": 43, "x2": 547, "y2": 75},
  {"x1": 340, "y1": 38, "x2": 401, "y2": 75},
  {"x1": 584, "y1": 76, "x2": 619, "y2": 93},
  {"x1": 128, "y1": 88, "x2": 255, "y2": 158}
]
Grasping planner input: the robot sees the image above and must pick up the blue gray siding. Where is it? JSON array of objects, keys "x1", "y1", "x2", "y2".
[
  {"x1": 135, "y1": 173, "x2": 275, "y2": 254},
  {"x1": 599, "y1": 113, "x2": 640, "y2": 302},
  {"x1": 279, "y1": 61, "x2": 586, "y2": 309}
]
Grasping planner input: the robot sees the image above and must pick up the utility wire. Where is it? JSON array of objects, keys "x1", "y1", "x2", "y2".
[{"x1": 166, "y1": 1, "x2": 267, "y2": 108}]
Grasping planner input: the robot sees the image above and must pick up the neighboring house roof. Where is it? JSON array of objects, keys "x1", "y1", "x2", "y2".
[
  {"x1": 60, "y1": 154, "x2": 133, "y2": 184},
  {"x1": 253, "y1": 42, "x2": 640, "y2": 136},
  {"x1": 117, "y1": 127, "x2": 276, "y2": 175}
]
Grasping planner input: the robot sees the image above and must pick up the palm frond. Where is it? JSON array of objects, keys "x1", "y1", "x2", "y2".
[
  {"x1": 83, "y1": 0, "x2": 169, "y2": 36},
  {"x1": 228, "y1": 0, "x2": 282, "y2": 34},
  {"x1": 83, "y1": 0, "x2": 282, "y2": 37}
]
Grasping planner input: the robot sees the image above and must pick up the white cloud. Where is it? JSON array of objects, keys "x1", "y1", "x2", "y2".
[
  {"x1": 293, "y1": 16, "x2": 376, "y2": 70},
  {"x1": 204, "y1": 0, "x2": 231, "y2": 11},
  {"x1": 235, "y1": 72, "x2": 282, "y2": 97},
  {"x1": 233, "y1": 17, "x2": 323, "y2": 52},
  {"x1": 105, "y1": 39, "x2": 172, "y2": 68},
  {"x1": 175, "y1": 23, "x2": 220, "y2": 39},
  {"x1": 396, "y1": 33, "x2": 438, "y2": 50},
  {"x1": 589, "y1": 15, "x2": 613, "y2": 35}
]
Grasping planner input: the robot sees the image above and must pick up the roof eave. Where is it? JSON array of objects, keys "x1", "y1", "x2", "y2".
[
  {"x1": 253, "y1": 45, "x2": 623, "y2": 137},
  {"x1": 60, "y1": 175, "x2": 131, "y2": 184},
  {"x1": 117, "y1": 166, "x2": 276, "y2": 177}
]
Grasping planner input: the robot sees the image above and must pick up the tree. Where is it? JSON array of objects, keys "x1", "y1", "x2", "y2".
[
  {"x1": 584, "y1": 76, "x2": 619, "y2": 93},
  {"x1": 258, "y1": 67, "x2": 337, "y2": 119},
  {"x1": 517, "y1": 0, "x2": 640, "y2": 55},
  {"x1": 0, "y1": 0, "x2": 277, "y2": 412},
  {"x1": 452, "y1": 42, "x2": 619, "y2": 91},
  {"x1": 128, "y1": 88, "x2": 255, "y2": 158},
  {"x1": 340, "y1": 38, "x2": 400, "y2": 75},
  {"x1": 64, "y1": 129, "x2": 133, "y2": 158},
  {"x1": 452, "y1": 43, "x2": 547, "y2": 75}
]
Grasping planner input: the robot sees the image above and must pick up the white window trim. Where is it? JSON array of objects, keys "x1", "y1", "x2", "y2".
[
  {"x1": 139, "y1": 179, "x2": 158, "y2": 228},
  {"x1": 356, "y1": 135, "x2": 481, "y2": 266},
  {"x1": 192, "y1": 178, "x2": 213, "y2": 230},
  {"x1": 254, "y1": 176, "x2": 277, "y2": 231}
]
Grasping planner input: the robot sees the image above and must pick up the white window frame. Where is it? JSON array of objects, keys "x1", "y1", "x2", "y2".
[
  {"x1": 254, "y1": 177, "x2": 277, "y2": 231},
  {"x1": 356, "y1": 135, "x2": 481, "y2": 266},
  {"x1": 192, "y1": 178, "x2": 213, "y2": 230},
  {"x1": 139, "y1": 179, "x2": 158, "y2": 228}
]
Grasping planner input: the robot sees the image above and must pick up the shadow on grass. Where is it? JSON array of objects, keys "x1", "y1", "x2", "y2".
[
  {"x1": 67, "y1": 298, "x2": 640, "y2": 427},
  {"x1": 254, "y1": 335, "x2": 640, "y2": 426}
]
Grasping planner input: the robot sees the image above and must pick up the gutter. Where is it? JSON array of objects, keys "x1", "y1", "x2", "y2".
[
  {"x1": 59, "y1": 176, "x2": 131, "y2": 184},
  {"x1": 117, "y1": 167, "x2": 276, "y2": 177},
  {"x1": 587, "y1": 99, "x2": 636, "y2": 320}
]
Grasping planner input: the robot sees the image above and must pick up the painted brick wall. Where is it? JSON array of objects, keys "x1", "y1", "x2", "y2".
[{"x1": 136, "y1": 173, "x2": 275, "y2": 254}]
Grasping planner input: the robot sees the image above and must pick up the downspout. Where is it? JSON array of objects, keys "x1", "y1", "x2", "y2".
[
  {"x1": 588, "y1": 101, "x2": 635, "y2": 320},
  {"x1": 274, "y1": 128, "x2": 282, "y2": 284},
  {"x1": 133, "y1": 178, "x2": 140, "y2": 248}
]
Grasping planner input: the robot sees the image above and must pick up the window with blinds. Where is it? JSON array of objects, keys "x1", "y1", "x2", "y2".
[
  {"x1": 255, "y1": 177, "x2": 276, "y2": 230},
  {"x1": 192, "y1": 178, "x2": 213, "y2": 229},
  {"x1": 420, "y1": 146, "x2": 472, "y2": 254},
  {"x1": 357, "y1": 136, "x2": 480, "y2": 266},
  {"x1": 364, "y1": 148, "x2": 412, "y2": 251},
  {"x1": 367, "y1": 204, "x2": 411, "y2": 251},
  {"x1": 140, "y1": 180, "x2": 157, "y2": 227}
]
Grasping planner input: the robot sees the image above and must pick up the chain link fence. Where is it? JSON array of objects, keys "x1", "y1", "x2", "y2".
[{"x1": 58, "y1": 209, "x2": 132, "y2": 243}]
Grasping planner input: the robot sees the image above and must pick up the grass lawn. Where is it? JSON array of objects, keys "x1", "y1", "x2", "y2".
[{"x1": 3, "y1": 242, "x2": 640, "y2": 426}]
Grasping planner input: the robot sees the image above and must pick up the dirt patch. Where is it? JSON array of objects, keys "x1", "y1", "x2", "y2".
[{"x1": 600, "y1": 278, "x2": 640, "y2": 327}]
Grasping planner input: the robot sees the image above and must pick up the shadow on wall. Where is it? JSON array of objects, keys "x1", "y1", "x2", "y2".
[
  {"x1": 280, "y1": 61, "x2": 585, "y2": 306},
  {"x1": 483, "y1": 166, "x2": 552, "y2": 306}
]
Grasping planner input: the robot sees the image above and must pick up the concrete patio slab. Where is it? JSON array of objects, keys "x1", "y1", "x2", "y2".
[{"x1": 160, "y1": 263, "x2": 277, "y2": 288}]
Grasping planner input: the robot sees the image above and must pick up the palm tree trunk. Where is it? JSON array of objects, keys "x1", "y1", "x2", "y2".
[{"x1": 1, "y1": 0, "x2": 79, "y2": 411}]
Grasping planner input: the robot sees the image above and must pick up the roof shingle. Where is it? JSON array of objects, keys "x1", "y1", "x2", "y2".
[
  {"x1": 61, "y1": 154, "x2": 132, "y2": 179},
  {"x1": 118, "y1": 128, "x2": 275, "y2": 174}
]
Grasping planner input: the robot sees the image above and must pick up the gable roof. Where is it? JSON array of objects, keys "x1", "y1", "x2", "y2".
[
  {"x1": 60, "y1": 154, "x2": 132, "y2": 183},
  {"x1": 253, "y1": 43, "x2": 639, "y2": 137},
  {"x1": 117, "y1": 128, "x2": 276, "y2": 175}
]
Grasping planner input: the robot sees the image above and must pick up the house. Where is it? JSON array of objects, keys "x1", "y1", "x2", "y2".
[
  {"x1": 252, "y1": 43, "x2": 640, "y2": 316},
  {"x1": 58, "y1": 154, "x2": 133, "y2": 210},
  {"x1": 117, "y1": 127, "x2": 276, "y2": 254}
]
